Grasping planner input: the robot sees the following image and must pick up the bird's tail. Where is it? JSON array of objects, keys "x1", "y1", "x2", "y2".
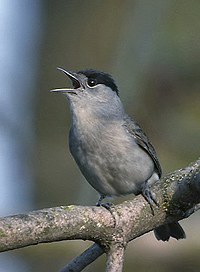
[{"x1": 154, "y1": 221, "x2": 186, "y2": 241}]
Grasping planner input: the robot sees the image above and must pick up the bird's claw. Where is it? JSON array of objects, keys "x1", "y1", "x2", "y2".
[{"x1": 142, "y1": 182, "x2": 158, "y2": 215}]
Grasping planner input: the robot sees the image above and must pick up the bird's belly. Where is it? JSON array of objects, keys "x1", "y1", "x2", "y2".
[{"x1": 69, "y1": 129, "x2": 154, "y2": 197}]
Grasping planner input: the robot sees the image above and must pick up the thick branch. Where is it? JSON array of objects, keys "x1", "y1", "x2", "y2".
[
  {"x1": 0, "y1": 205, "x2": 114, "y2": 252},
  {"x1": 0, "y1": 158, "x2": 199, "y2": 259}
]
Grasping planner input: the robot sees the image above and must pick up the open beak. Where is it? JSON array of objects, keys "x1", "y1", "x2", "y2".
[{"x1": 51, "y1": 67, "x2": 81, "y2": 94}]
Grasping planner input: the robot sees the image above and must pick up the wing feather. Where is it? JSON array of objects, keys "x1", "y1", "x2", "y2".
[{"x1": 123, "y1": 116, "x2": 162, "y2": 178}]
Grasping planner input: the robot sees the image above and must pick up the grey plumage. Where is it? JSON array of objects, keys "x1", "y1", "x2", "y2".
[{"x1": 52, "y1": 67, "x2": 186, "y2": 242}]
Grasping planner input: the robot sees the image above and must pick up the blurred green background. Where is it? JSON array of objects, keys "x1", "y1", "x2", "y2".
[{"x1": 1, "y1": 0, "x2": 200, "y2": 271}]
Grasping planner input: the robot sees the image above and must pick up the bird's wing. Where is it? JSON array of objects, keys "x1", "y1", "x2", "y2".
[{"x1": 123, "y1": 116, "x2": 162, "y2": 178}]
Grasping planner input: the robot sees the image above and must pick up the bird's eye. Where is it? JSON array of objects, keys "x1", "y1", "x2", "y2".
[{"x1": 88, "y1": 78, "x2": 97, "y2": 87}]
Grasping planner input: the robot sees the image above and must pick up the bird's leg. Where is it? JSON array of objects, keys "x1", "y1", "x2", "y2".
[
  {"x1": 96, "y1": 194, "x2": 116, "y2": 227},
  {"x1": 96, "y1": 194, "x2": 106, "y2": 206},
  {"x1": 96, "y1": 194, "x2": 113, "y2": 209},
  {"x1": 141, "y1": 180, "x2": 158, "y2": 215}
]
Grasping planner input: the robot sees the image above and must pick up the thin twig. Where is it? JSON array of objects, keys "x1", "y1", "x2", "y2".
[{"x1": 60, "y1": 243, "x2": 104, "y2": 272}]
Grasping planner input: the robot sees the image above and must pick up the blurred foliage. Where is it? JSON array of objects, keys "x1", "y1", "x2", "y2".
[{"x1": 25, "y1": 0, "x2": 200, "y2": 271}]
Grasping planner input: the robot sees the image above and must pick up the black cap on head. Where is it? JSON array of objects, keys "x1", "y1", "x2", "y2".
[{"x1": 78, "y1": 69, "x2": 119, "y2": 95}]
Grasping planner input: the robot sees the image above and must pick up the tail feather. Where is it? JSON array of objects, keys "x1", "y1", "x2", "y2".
[{"x1": 154, "y1": 222, "x2": 186, "y2": 241}]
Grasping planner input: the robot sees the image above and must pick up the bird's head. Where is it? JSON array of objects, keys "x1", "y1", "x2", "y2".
[{"x1": 51, "y1": 68, "x2": 124, "y2": 118}]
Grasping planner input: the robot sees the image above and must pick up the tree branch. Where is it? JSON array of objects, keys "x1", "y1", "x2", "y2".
[
  {"x1": 0, "y1": 158, "x2": 199, "y2": 271},
  {"x1": 105, "y1": 244, "x2": 125, "y2": 272},
  {"x1": 60, "y1": 243, "x2": 104, "y2": 272}
]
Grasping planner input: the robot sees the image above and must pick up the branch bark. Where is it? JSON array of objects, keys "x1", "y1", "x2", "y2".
[
  {"x1": 105, "y1": 245, "x2": 125, "y2": 272},
  {"x1": 0, "y1": 158, "x2": 200, "y2": 272}
]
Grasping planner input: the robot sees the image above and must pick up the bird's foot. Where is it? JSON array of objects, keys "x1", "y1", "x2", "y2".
[
  {"x1": 96, "y1": 195, "x2": 113, "y2": 210},
  {"x1": 142, "y1": 181, "x2": 158, "y2": 215},
  {"x1": 100, "y1": 202, "x2": 114, "y2": 210},
  {"x1": 96, "y1": 195, "x2": 116, "y2": 226},
  {"x1": 96, "y1": 194, "x2": 106, "y2": 206}
]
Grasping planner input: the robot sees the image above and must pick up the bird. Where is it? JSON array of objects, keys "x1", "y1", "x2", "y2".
[{"x1": 51, "y1": 67, "x2": 186, "y2": 241}]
